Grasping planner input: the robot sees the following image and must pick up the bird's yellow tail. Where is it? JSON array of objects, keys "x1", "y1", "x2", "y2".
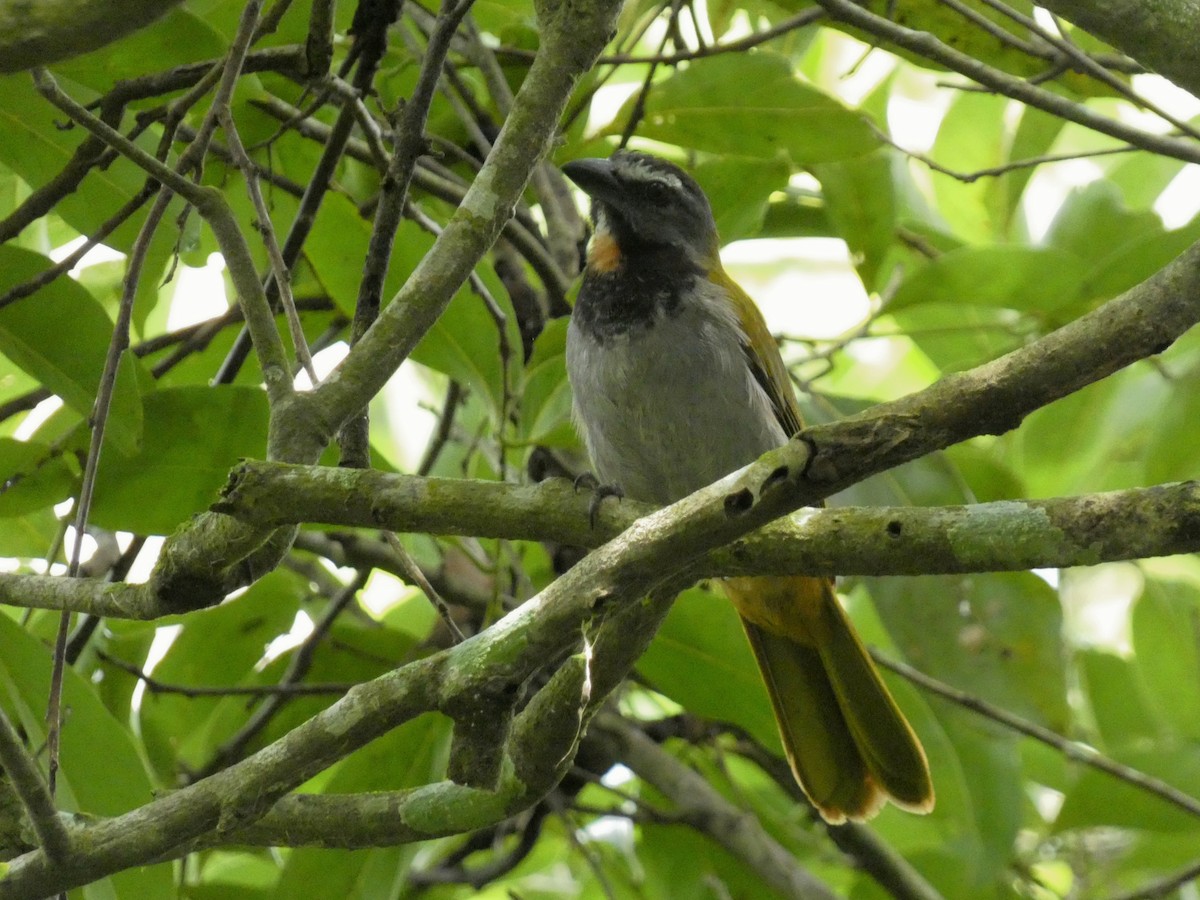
[{"x1": 724, "y1": 576, "x2": 934, "y2": 823}]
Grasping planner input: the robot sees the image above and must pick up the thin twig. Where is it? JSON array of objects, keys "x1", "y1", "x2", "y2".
[
  {"x1": 31, "y1": 71, "x2": 205, "y2": 204},
  {"x1": 1103, "y1": 859, "x2": 1200, "y2": 900},
  {"x1": 34, "y1": 65, "x2": 295, "y2": 402},
  {"x1": 0, "y1": 183, "x2": 156, "y2": 311},
  {"x1": 98, "y1": 651, "x2": 354, "y2": 697},
  {"x1": 40, "y1": 0, "x2": 269, "y2": 798},
  {"x1": 337, "y1": 0, "x2": 477, "y2": 468},
  {"x1": 45, "y1": 188, "x2": 174, "y2": 796},
  {"x1": 970, "y1": 0, "x2": 1200, "y2": 141},
  {"x1": 0, "y1": 120, "x2": 116, "y2": 244},
  {"x1": 384, "y1": 532, "x2": 466, "y2": 642},
  {"x1": 218, "y1": 107, "x2": 318, "y2": 383},
  {"x1": 248, "y1": 94, "x2": 573, "y2": 299},
  {"x1": 416, "y1": 380, "x2": 463, "y2": 477},
  {"x1": 407, "y1": 201, "x2": 512, "y2": 476},
  {"x1": 499, "y1": 7, "x2": 824, "y2": 65},
  {"x1": 874, "y1": 652, "x2": 1200, "y2": 821},
  {"x1": 871, "y1": 120, "x2": 1142, "y2": 183},
  {"x1": 213, "y1": 2, "x2": 396, "y2": 385},
  {"x1": 619, "y1": 0, "x2": 683, "y2": 147},
  {"x1": 812, "y1": 0, "x2": 1200, "y2": 164}
]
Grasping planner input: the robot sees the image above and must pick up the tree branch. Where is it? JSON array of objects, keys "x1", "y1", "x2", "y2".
[
  {"x1": 876, "y1": 653, "x2": 1200, "y2": 822},
  {"x1": 208, "y1": 467, "x2": 1200, "y2": 578},
  {"x1": 813, "y1": 0, "x2": 1200, "y2": 163},
  {"x1": 338, "y1": 0, "x2": 476, "y2": 467},
  {"x1": 0, "y1": 707, "x2": 70, "y2": 861},
  {"x1": 597, "y1": 714, "x2": 840, "y2": 900},
  {"x1": 30, "y1": 68, "x2": 294, "y2": 409},
  {"x1": 1038, "y1": 0, "x2": 1200, "y2": 98}
]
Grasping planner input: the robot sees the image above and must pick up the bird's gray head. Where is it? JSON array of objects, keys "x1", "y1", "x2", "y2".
[{"x1": 562, "y1": 150, "x2": 719, "y2": 270}]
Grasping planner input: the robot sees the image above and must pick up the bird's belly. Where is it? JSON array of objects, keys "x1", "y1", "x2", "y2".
[{"x1": 567, "y1": 313, "x2": 786, "y2": 506}]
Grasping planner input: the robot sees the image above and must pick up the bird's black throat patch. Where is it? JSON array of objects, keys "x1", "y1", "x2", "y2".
[{"x1": 573, "y1": 242, "x2": 703, "y2": 342}]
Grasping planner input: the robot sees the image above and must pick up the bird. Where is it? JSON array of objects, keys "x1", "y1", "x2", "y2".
[{"x1": 562, "y1": 149, "x2": 934, "y2": 823}]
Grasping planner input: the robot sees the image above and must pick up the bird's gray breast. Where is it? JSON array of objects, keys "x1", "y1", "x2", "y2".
[{"x1": 566, "y1": 282, "x2": 786, "y2": 506}]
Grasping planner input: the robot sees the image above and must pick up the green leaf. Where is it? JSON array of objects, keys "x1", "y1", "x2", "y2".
[
  {"x1": 1044, "y1": 180, "x2": 1162, "y2": 261},
  {"x1": 811, "y1": 148, "x2": 899, "y2": 290},
  {"x1": 832, "y1": 0, "x2": 1118, "y2": 97},
  {"x1": 887, "y1": 302, "x2": 1028, "y2": 375},
  {"x1": 241, "y1": 622, "x2": 423, "y2": 754},
  {"x1": 0, "y1": 76, "x2": 157, "y2": 253},
  {"x1": 1077, "y1": 649, "x2": 1166, "y2": 752},
  {"x1": 53, "y1": 8, "x2": 227, "y2": 87},
  {"x1": 1017, "y1": 365, "x2": 1170, "y2": 496},
  {"x1": 91, "y1": 385, "x2": 268, "y2": 534},
  {"x1": 1145, "y1": 369, "x2": 1200, "y2": 484},
  {"x1": 0, "y1": 437, "x2": 75, "y2": 517},
  {"x1": 694, "y1": 155, "x2": 790, "y2": 243},
  {"x1": 1055, "y1": 743, "x2": 1200, "y2": 833},
  {"x1": 935, "y1": 713, "x2": 1023, "y2": 888},
  {"x1": 638, "y1": 809, "x2": 792, "y2": 899},
  {"x1": 272, "y1": 715, "x2": 448, "y2": 899},
  {"x1": 0, "y1": 505, "x2": 64, "y2": 557},
  {"x1": 630, "y1": 53, "x2": 878, "y2": 162},
  {"x1": 0, "y1": 614, "x2": 173, "y2": 898},
  {"x1": 1107, "y1": 149, "x2": 1188, "y2": 209},
  {"x1": 1132, "y1": 577, "x2": 1200, "y2": 743},
  {"x1": 1005, "y1": 106, "x2": 1066, "y2": 232},
  {"x1": 1083, "y1": 217, "x2": 1200, "y2": 310},
  {"x1": 108, "y1": 348, "x2": 149, "y2": 455},
  {"x1": 0, "y1": 245, "x2": 146, "y2": 453},
  {"x1": 137, "y1": 571, "x2": 305, "y2": 778},
  {"x1": 929, "y1": 92, "x2": 1009, "y2": 244},
  {"x1": 0, "y1": 446, "x2": 75, "y2": 540},
  {"x1": 1040, "y1": 179, "x2": 1200, "y2": 316},
  {"x1": 637, "y1": 587, "x2": 779, "y2": 750},
  {"x1": 888, "y1": 245, "x2": 1088, "y2": 314},
  {"x1": 519, "y1": 317, "x2": 575, "y2": 448},
  {"x1": 409, "y1": 274, "x2": 508, "y2": 419},
  {"x1": 184, "y1": 851, "x2": 278, "y2": 899},
  {"x1": 871, "y1": 573, "x2": 1068, "y2": 730},
  {"x1": 92, "y1": 619, "x2": 157, "y2": 727},
  {"x1": 943, "y1": 441, "x2": 1027, "y2": 502}
]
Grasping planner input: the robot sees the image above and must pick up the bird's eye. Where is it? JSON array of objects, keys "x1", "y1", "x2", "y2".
[{"x1": 641, "y1": 181, "x2": 673, "y2": 206}]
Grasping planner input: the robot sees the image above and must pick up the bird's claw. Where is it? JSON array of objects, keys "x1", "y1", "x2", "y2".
[{"x1": 574, "y1": 473, "x2": 623, "y2": 528}]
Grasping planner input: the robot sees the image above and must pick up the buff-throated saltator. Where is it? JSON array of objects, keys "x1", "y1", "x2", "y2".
[{"x1": 562, "y1": 150, "x2": 934, "y2": 823}]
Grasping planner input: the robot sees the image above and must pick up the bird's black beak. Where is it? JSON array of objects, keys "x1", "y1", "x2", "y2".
[{"x1": 562, "y1": 158, "x2": 625, "y2": 209}]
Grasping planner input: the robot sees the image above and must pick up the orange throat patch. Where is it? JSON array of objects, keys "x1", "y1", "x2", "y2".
[{"x1": 587, "y1": 231, "x2": 622, "y2": 273}]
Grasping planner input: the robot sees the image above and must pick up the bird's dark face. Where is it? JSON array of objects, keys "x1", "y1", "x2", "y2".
[{"x1": 562, "y1": 150, "x2": 719, "y2": 272}]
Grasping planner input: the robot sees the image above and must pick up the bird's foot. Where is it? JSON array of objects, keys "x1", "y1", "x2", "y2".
[{"x1": 573, "y1": 473, "x2": 623, "y2": 528}]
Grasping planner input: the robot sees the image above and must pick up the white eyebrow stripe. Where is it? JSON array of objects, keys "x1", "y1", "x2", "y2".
[{"x1": 619, "y1": 157, "x2": 683, "y2": 192}]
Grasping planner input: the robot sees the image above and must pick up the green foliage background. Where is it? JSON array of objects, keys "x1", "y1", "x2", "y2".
[{"x1": 2, "y1": 0, "x2": 1200, "y2": 897}]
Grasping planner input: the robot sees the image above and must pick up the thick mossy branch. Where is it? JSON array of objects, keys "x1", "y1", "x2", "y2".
[
  {"x1": 1, "y1": 655, "x2": 446, "y2": 893},
  {"x1": 445, "y1": 689, "x2": 516, "y2": 790},
  {"x1": 0, "y1": 536, "x2": 680, "y2": 893},
  {"x1": 217, "y1": 463, "x2": 1200, "y2": 574},
  {"x1": 6, "y1": 477, "x2": 1200, "y2": 620}
]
